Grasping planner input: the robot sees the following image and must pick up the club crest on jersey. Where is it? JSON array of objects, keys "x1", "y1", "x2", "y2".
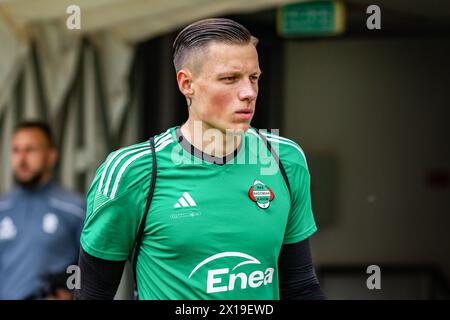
[{"x1": 248, "y1": 180, "x2": 274, "y2": 209}]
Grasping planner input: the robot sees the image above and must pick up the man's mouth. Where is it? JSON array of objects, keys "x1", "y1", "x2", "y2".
[{"x1": 235, "y1": 110, "x2": 253, "y2": 120}]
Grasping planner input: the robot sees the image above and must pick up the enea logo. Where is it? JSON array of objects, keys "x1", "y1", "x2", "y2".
[{"x1": 188, "y1": 252, "x2": 275, "y2": 294}]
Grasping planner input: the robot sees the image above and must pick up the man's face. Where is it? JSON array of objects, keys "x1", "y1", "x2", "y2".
[
  {"x1": 11, "y1": 128, "x2": 56, "y2": 188},
  {"x1": 188, "y1": 42, "x2": 261, "y2": 133}
]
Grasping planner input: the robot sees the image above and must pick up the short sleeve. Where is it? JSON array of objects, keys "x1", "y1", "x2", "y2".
[
  {"x1": 73, "y1": 202, "x2": 86, "y2": 251},
  {"x1": 80, "y1": 150, "x2": 150, "y2": 261},
  {"x1": 283, "y1": 163, "x2": 317, "y2": 244}
]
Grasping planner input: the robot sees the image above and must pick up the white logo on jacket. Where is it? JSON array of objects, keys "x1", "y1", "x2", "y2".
[
  {"x1": 43, "y1": 213, "x2": 59, "y2": 234},
  {"x1": 0, "y1": 216, "x2": 17, "y2": 240}
]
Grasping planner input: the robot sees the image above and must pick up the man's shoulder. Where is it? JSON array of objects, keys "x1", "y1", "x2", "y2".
[
  {"x1": 0, "y1": 191, "x2": 14, "y2": 211},
  {"x1": 0, "y1": 191, "x2": 12, "y2": 201},
  {"x1": 247, "y1": 128, "x2": 308, "y2": 170},
  {"x1": 51, "y1": 184, "x2": 84, "y2": 203},
  {"x1": 49, "y1": 184, "x2": 85, "y2": 219},
  {"x1": 152, "y1": 127, "x2": 177, "y2": 150},
  {"x1": 94, "y1": 128, "x2": 176, "y2": 200},
  {"x1": 95, "y1": 141, "x2": 153, "y2": 200}
]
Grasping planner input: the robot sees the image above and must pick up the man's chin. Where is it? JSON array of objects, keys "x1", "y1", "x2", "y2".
[
  {"x1": 226, "y1": 122, "x2": 251, "y2": 134},
  {"x1": 14, "y1": 173, "x2": 44, "y2": 189}
]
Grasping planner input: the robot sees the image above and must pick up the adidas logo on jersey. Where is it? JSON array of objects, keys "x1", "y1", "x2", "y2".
[{"x1": 174, "y1": 192, "x2": 197, "y2": 208}]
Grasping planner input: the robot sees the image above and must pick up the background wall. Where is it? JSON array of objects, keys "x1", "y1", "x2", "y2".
[{"x1": 283, "y1": 36, "x2": 450, "y2": 281}]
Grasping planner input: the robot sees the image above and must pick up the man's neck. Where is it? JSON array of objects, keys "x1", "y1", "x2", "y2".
[
  {"x1": 180, "y1": 120, "x2": 242, "y2": 158},
  {"x1": 16, "y1": 174, "x2": 53, "y2": 192}
]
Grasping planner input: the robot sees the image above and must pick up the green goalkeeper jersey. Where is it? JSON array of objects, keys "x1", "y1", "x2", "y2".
[{"x1": 80, "y1": 126, "x2": 317, "y2": 300}]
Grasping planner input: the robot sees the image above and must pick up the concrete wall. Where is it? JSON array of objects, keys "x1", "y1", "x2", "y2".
[{"x1": 283, "y1": 36, "x2": 450, "y2": 278}]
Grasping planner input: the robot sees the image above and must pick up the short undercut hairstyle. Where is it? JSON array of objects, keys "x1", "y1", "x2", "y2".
[
  {"x1": 173, "y1": 18, "x2": 258, "y2": 72},
  {"x1": 14, "y1": 120, "x2": 55, "y2": 148}
]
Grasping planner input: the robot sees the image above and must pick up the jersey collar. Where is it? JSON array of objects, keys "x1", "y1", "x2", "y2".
[{"x1": 174, "y1": 126, "x2": 244, "y2": 165}]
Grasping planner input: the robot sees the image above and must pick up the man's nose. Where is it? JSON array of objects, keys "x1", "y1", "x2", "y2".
[
  {"x1": 238, "y1": 80, "x2": 257, "y2": 102},
  {"x1": 13, "y1": 150, "x2": 26, "y2": 161}
]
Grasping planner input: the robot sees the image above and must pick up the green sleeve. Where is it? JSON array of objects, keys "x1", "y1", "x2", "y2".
[
  {"x1": 283, "y1": 163, "x2": 317, "y2": 244},
  {"x1": 80, "y1": 159, "x2": 148, "y2": 261}
]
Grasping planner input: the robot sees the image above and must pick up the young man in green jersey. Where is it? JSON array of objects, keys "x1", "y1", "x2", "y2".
[{"x1": 76, "y1": 18, "x2": 325, "y2": 300}]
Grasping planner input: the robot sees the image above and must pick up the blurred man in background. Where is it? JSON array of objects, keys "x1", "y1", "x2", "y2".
[{"x1": 0, "y1": 121, "x2": 85, "y2": 300}]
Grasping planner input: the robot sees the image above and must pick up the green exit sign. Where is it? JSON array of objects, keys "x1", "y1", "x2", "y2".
[{"x1": 278, "y1": 1, "x2": 346, "y2": 37}]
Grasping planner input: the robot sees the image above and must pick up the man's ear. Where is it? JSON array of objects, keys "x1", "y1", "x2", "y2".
[
  {"x1": 48, "y1": 148, "x2": 59, "y2": 169},
  {"x1": 177, "y1": 69, "x2": 194, "y2": 98}
]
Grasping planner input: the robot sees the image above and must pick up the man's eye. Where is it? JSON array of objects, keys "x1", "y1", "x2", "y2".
[
  {"x1": 221, "y1": 76, "x2": 236, "y2": 81},
  {"x1": 250, "y1": 75, "x2": 259, "y2": 81}
]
